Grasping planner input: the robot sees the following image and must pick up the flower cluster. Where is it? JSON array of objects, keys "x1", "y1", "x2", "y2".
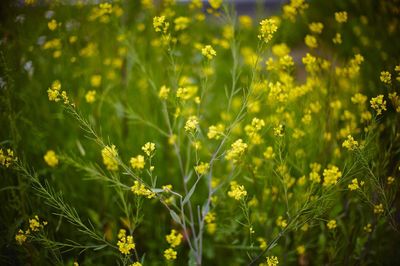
[
  {"x1": 101, "y1": 145, "x2": 119, "y2": 171},
  {"x1": 225, "y1": 139, "x2": 248, "y2": 163},
  {"x1": 282, "y1": 0, "x2": 308, "y2": 21},
  {"x1": 227, "y1": 181, "x2": 247, "y2": 200},
  {"x1": 322, "y1": 165, "x2": 342, "y2": 186},
  {"x1": 380, "y1": 71, "x2": 391, "y2": 84},
  {"x1": 164, "y1": 229, "x2": 183, "y2": 260},
  {"x1": 374, "y1": 203, "x2": 384, "y2": 214},
  {"x1": 184, "y1": 116, "x2": 199, "y2": 133},
  {"x1": 15, "y1": 215, "x2": 47, "y2": 245},
  {"x1": 245, "y1": 117, "x2": 265, "y2": 144},
  {"x1": 370, "y1": 95, "x2": 387, "y2": 115},
  {"x1": 327, "y1": 219, "x2": 337, "y2": 230},
  {"x1": 258, "y1": 18, "x2": 278, "y2": 43},
  {"x1": 265, "y1": 256, "x2": 279, "y2": 266},
  {"x1": 158, "y1": 85, "x2": 170, "y2": 100},
  {"x1": 44, "y1": 150, "x2": 59, "y2": 167},
  {"x1": 117, "y1": 229, "x2": 135, "y2": 255},
  {"x1": 207, "y1": 124, "x2": 225, "y2": 139},
  {"x1": 195, "y1": 162, "x2": 209, "y2": 175},
  {"x1": 130, "y1": 155, "x2": 145, "y2": 170},
  {"x1": 0, "y1": 148, "x2": 17, "y2": 168},
  {"x1": 201, "y1": 45, "x2": 217, "y2": 60},
  {"x1": 153, "y1": 16, "x2": 169, "y2": 33},
  {"x1": 309, "y1": 163, "x2": 321, "y2": 183},
  {"x1": 342, "y1": 135, "x2": 359, "y2": 151},
  {"x1": 142, "y1": 142, "x2": 156, "y2": 157},
  {"x1": 205, "y1": 212, "x2": 216, "y2": 234},
  {"x1": 165, "y1": 229, "x2": 183, "y2": 247},
  {"x1": 131, "y1": 181, "x2": 155, "y2": 199},
  {"x1": 47, "y1": 80, "x2": 69, "y2": 104},
  {"x1": 348, "y1": 178, "x2": 363, "y2": 191},
  {"x1": 334, "y1": 11, "x2": 348, "y2": 23}
]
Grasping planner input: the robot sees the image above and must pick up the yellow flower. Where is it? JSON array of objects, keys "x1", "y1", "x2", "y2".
[
  {"x1": 266, "y1": 256, "x2": 279, "y2": 266},
  {"x1": 184, "y1": 116, "x2": 199, "y2": 133},
  {"x1": 85, "y1": 90, "x2": 96, "y2": 103},
  {"x1": 130, "y1": 263, "x2": 142, "y2": 266},
  {"x1": 387, "y1": 176, "x2": 395, "y2": 185},
  {"x1": 257, "y1": 237, "x2": 267, "y2": 250},
  {"x1": 29, "y1": 215, "x2": 46, "y2": 232},
  {"x1": 48, "y1": 19, "x2": 58, "y2": 31},
  {"x1": 130, "y1": 155, "x2": 145, "y2": 170},
  {"x1": 101, "y1": 145, "x2": 119, "y2": 171},
  {"x1": 380, "y1": 71, "x2": 391, "y2": 84},
  {"x1": 322, "y1": 165, "x2": 342, "y2": 186},
  {"x1": 117, "y1": 229, "x2": 135, "y2": 255},
  {"x1": 342, "y1": 135, "x2": 359, "y2": 151},
  {"x1": 263, "y1": 146, "x2": 275, "y2": 160},
  {"x1": 142, "y1": 142, "x2": 155, "y2": 156},
  {"x1": 225, "y1": 139, "x2": 247, "y2": 163},
  {"x1": 195, "y1": 162, "x2": 209, "y2": 175},
  {"x1": 166, "y1": 229, "x2": 183, "y2": 247},
  {"x1": 90, "y1": 75, "x2": 102, "y2": 87},
  {"x1": 363, "y1": 223, "x2": 372, "y2": 233},
  {"x1": 309, "y1": 22, "x2": 323, "y2": 34},
  {"x1": 201, "y1": 45, "x2": 217, "y2": 60},
  {"x1": 351, "y1": 93, "x2": 367, "y2": 105},
  {"x1": 164, "y1": 248, "x2": 177, "y2": 260},
  {"x1": 15, "y1": 229, "x2": 27, "y2": 245},
  {"x1": 276, "y1": 216, "x2": 287, "y2": 228},
  {"x1": 209, "y1": 0, "x2": 222, "y2": 9},
  {"x1": 327, "y1": 219, "x2": 337, "y2": 230},
  {"x1": 273, "y1": 124, "x2": 284, "y2": 137},
  {"x1": 297, "y1": 245, "x2": 305, "y2": 255},
  {"x1": 305, "y1": 35, "x2": 318, "y2": 48},
  {"x1": 0, "y1": 148, "x2": 17, "y2": 168},
  {"x1": 207, "y1": 124, "x2": 225, "y2": 139},
  {"x1": 335, "y1": 11, "x2": 348, "y2": 23},
  {"x1": 227, "y1": 181, "x2": 247, "y2": 200},
  {"x1": 348, "y1": 178, "x2": 362, "y2": 191},
  {"x1": 44, "y1": 150, "x2": 59, "y2": 167},
  {"x1": 374, "y1": 203, "x2": 384, "y2": 214},
  {"x1": 158, "y1": 85, "x2": 170, "y2": 100},
  {"x1": 332, "y1": 33, "x2": 342, "y2": 44},
  {"x1": 239, "y1": 15, "x2": 253, "y2": 28},
  {"x1": 153, "y1": 16, "x2": 169, "y2": 33},
  {"x1": 174, "y1": 16, "x2": 190, "y2": 31},
  {"x1": 258, "y1": 18, "x2": 278, "y2": 43},
  {"x1": 131, "y1": 181, "x2": 155, "y2": 199},
  {"x1": 370, "y1": 95, "x2": 387, "y2": 115}
]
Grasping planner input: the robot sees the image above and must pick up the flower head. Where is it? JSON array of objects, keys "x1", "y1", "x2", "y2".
[
  {"x1": 184, "y1": 116, "x2": 199, "y2": 133},
  {"x1": 225, "y1": 139, "x2": 247, "y2": 163},
  {"x1": 327, "y1": 219, "x2": 337, "y2": 230},
  {"x1": 142, "y1": 142, "x2": 156, "y2": 156},
  {"x1": 166, "y1": 229, "x2": 183, "y2": 247},
  {"x1": 44, "y1": 150, "x2": 59, "y2": 167},
  {"x1": 164, "y1": 248, "x2": 177, "y2": 260},
  {"x1": 101, "y1": 145, "x2": 119, "y2": 171},
  {"x1": 117, "y1": 229, "x2": 135, "y2": 255},
  {"x1": 322, "y1": 165, "x2": 342, "y2": 186},
  {"x1": 227, "y1": 181, "x2": 247, "y2": 200},
  {"x1": 258, "y1": 18, "x2": 278, "y2": 43},
  {"x1": 370, "y1": 95, "x2": 387, "y2": 115},
  {"x1": 342, "y1": 135, "x2": 359, "y2": 151},
  {"x1": 201, "y1": 45, "x2": 217, "y2": 60},
  {"x1": 335, "y1": 11, "x2": 348, "y2": 23},
  {"x1": 130, "y1": 155, "x2": 145, "y2": 170}
]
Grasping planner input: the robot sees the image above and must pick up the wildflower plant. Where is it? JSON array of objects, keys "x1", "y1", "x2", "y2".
[{"x1": 1, "y1": 0, "x2": 400, "y2": 265}]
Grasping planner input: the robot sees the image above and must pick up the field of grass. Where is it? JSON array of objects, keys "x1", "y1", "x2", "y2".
[{"x1": 1, "y1": 0, "x2": 400, "y2": 265}]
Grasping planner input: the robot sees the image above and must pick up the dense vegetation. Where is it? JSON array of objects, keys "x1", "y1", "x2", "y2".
[{"x1": 1, "y1": 0, "x2": 400, "y2": 265}]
